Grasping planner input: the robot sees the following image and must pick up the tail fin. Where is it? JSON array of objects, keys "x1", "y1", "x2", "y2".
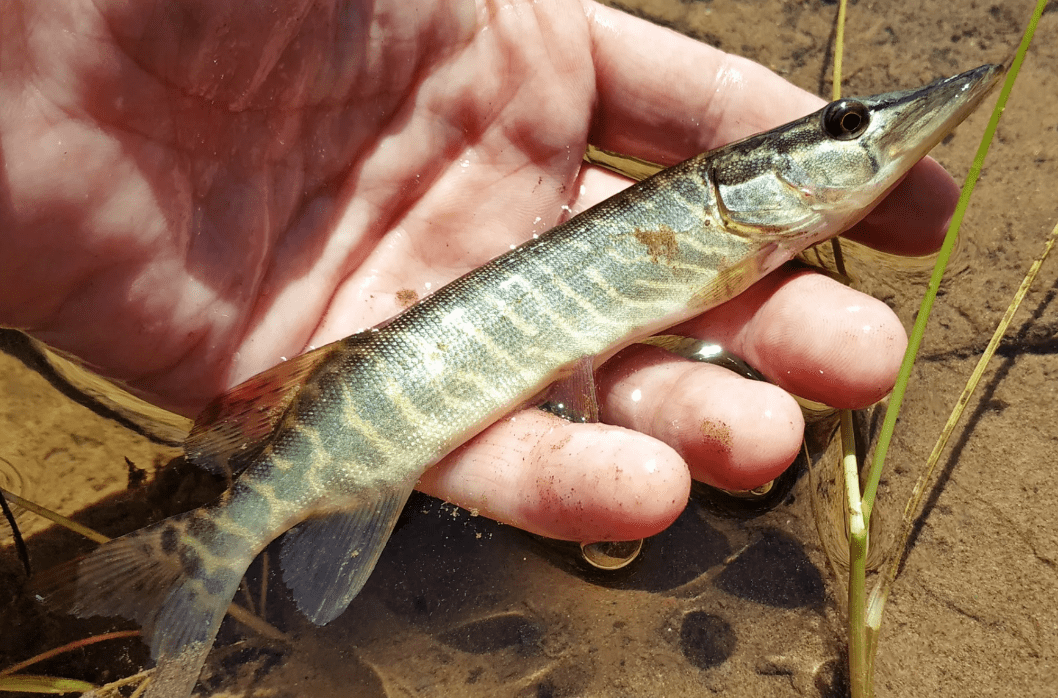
[{"x1": 33, "y1": 510, "x2": 254, "y2": 698}]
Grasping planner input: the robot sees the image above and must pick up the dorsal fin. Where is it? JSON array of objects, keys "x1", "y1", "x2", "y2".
[
  {"x1": 184, "y1": 342, "x2": 343, "y2": 475},
  {"x1": 583, "y1": 144, "x2": 663, "y2": 182}
]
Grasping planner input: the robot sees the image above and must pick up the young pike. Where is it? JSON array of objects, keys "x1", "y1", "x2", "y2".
[{"x1": 36, "y1": 65, "x2": 1002, "y2": 697}]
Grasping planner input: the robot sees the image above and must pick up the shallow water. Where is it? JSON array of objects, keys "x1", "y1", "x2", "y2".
[{"x1": 3, "y1": 1, "x2": 1057, "y2": 696}]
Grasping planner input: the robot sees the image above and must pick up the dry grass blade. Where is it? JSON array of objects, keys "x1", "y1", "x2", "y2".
[
  {"x1": 1, "y1": 488, "x2": 291, "y2": 646},
  {"x1": 876, "y1": 218, "x2": 1058, "y2": 603},
  {"x1": 0, "y1": 487, "x2": 108, "y2": 546}
]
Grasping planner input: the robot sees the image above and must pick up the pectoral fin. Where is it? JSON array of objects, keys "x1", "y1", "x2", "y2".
[
  {"x1": 279, "y1": 482, "x2": 415, "y2": 625},
  {"x1": 539, "y1": 356, "x2": 599, "y2": 423}
]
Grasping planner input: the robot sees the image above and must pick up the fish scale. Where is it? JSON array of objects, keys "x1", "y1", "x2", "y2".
[{"x1": 33, "y1": 64, "x2": 1002, "y2": 698}]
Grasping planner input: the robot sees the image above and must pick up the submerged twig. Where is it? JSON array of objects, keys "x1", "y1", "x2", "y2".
[
  {"x1": 0, "y1": 631, "x2": 140, "y2": 679},
  {"x1": 0, "y1": 467, "x2": 31, "y2": 576}
]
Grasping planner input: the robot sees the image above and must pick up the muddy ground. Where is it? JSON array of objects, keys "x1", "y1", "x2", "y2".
[{"x1": 2, "y1": 1, "x2": 1056, "y2": 696}]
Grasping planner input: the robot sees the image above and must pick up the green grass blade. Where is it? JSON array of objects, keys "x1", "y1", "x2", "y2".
[
  {"x1": 840, "y1": 408, "x2": 870, "y2": 698},
  {"x1": 0, "y1": 675, "x2": 96, "y2": 694},
  {"x1": 859, "y1": 0, "x2": 1046, "y2": 522}
]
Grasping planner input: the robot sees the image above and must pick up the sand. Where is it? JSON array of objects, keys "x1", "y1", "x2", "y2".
[{"x1": 3, "y1": 1, "x2": 1056, "y2": 696}]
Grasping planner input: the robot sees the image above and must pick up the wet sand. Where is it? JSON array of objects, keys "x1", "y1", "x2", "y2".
[{"x1": 3, "y1": 1, "x2": 1056, "y2": 696}]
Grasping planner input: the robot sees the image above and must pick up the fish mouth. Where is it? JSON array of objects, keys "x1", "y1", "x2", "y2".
[{"x1": 866, "y1": 64, "x2": 1005, "y2": 172}]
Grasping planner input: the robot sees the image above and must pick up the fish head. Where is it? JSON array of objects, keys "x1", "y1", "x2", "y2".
[{"x1": 706, "y1": 64, "x2": 1004, "y2": 251}]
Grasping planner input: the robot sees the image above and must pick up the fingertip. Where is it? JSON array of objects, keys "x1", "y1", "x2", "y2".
[
  {"x1": 417, "y1": 411, "x2": 690, "y2": 542},
  {"x1": 746, "y1": 273, "x2": 908, "y2": 408},
  {"x1": 528, "y1": 423, "x2": 691, "y2": 541},
  {"x1": 690, "y1": 381, "x2": 804, "y2": 491},
  {"x1": 597, "y1": 347, "x2": 804, "y2": 491}
]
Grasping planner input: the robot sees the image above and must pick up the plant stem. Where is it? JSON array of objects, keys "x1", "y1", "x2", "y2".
[{"x1": 841, "y1": 409, "x2": 870, "y2": 698}]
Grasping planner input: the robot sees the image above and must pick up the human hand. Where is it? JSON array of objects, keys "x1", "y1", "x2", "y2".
[{"x1": 0, "y1": 0, "x2": 957, "y2": 542}]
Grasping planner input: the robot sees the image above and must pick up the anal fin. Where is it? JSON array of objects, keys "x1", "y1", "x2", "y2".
[{"x1": 279, "y1": 482, "x2": 415, "y2": 626}]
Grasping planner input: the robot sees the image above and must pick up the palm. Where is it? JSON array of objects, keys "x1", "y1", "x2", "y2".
[
  {"x1": 3, "y1": 1, "x2": 607, "y2": 414},
  {"x1": 2, "y1": 0, "x2": 957, "y2": 540}
]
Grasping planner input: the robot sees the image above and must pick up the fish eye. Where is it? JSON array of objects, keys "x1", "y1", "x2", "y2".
[{"x1": 821, "y1": 100, "x2": 870, "y2": 140}]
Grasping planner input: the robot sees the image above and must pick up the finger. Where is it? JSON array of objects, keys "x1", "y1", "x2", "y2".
[
  {"x1": 595, "y1": 346, "x2": 804, "y2": 491},
  {"x1": 586, "y1": 2, "x2": 821, "y2": 161},
  {"x1": 673, "y1": 267, "x2": 908, "y2": 408},
  {"x1": 416, "y1": 410, "x2": 690, "y2": 542}
]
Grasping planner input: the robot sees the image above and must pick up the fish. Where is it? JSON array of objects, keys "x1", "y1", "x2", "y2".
[{"x1": 34, "y1": 64, "x2": 1002, "y2": 697}]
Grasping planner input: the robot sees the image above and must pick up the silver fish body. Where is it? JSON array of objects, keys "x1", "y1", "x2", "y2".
[{"x1": 36, "y1": 64, "x2": 1002, "y2": 698}]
